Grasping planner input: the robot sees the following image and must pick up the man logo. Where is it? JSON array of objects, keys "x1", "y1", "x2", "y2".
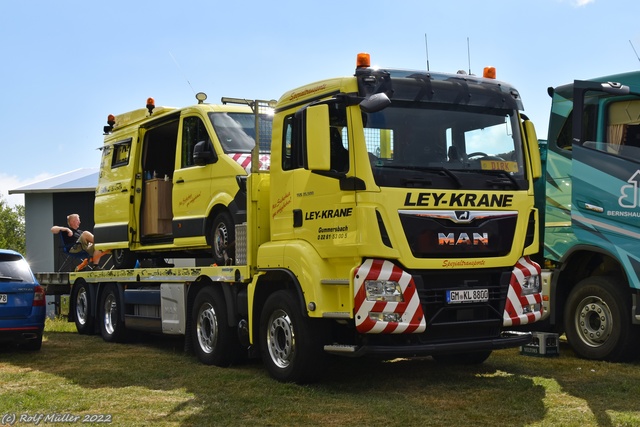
[{"x1": 455, "y1": 211, "x2": 471, "y2": 222}]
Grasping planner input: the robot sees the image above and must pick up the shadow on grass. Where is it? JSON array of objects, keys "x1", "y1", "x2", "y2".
[
  {"x1": 0, "y1": 331, "x2": 554, "y2": 426},
  {"x1": 5, "y1": 331, "x2": 640, "y2": 426},
  {"x1": 489, "y1": 340, "x2": 640, "y2": 427}
]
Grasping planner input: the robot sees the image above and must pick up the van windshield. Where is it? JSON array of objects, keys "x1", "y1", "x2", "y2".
[{"x1": 209, "y1": 112, "x2": 273, "y2": 153}]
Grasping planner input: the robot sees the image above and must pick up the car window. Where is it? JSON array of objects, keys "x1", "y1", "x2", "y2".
[{"x1": 0, "y1": 253, "x2": 34, "y2": 282}]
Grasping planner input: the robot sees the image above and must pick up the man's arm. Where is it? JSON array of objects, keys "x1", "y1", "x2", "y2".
[{"x1": 51, "y1": 226, "x2": 73, "y2": 236}]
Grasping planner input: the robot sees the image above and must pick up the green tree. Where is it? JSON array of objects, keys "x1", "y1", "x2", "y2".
[{"x1": 0, "y1": 196, "x2": 26, "y2": 254}]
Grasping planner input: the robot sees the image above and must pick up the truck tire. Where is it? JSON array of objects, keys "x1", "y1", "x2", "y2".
[
  {"x1": 99, "y1": 284, "x2": 127, "y2": 342},
  {"x1": 259, "y1": 290, "x2": 327, "y2": 383},
  {"x1": 210, "y1": 212, "x2": 234, "y2": 266},
  {"x1": 564, "y1": 276, "x2": 640, "y2": 362},
  {"x1": 113, "y1": 248, "x2": 137, "y2": 269},
  {"x1": 73, "y1": 282, "x2": 94, "y2": 335},
  {"x1": 191, "y1": 286, "x2": 241, "y2": 366}
]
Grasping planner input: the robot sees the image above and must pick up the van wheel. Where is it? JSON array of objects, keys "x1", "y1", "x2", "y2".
[
  {"x1": 73, "y1": 282, "x2": 94, "y2": 335},
  {"x1": 113, "y1": 248, "x2": 137, "y2": 269},
  {"x1": 210, "y1": 212, "x2": 234, "y2": 265}
]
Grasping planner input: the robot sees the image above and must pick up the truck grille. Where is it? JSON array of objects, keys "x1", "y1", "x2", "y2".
[
  {"x1": 412, "y1": 268, "x2": 511, "y2": 342},
  {"x1": 399, "y1": 210, "x2": 517, "y2": 258}
]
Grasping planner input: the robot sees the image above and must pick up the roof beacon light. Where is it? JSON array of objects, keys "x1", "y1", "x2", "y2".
[
  {"x1": 483, "y1": 66, "x2": 496, "y2": 79},
  {"x1": 104, "y1": 114, "x2": 116, "y2": 134},
  {"x1": 146, "y1": 97, "x2": 155, "y2": 115},
  {"x1": 356, "y1": 52, "x2": 371, "y2": 69}
]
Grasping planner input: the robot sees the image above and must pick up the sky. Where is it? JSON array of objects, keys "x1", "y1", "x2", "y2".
[{"x1": 1, "y1": 0, "x2": 639, "y2": 207}]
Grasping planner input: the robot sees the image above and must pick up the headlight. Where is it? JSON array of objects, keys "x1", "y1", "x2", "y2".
[
  {"x1": 365, "y1": 279, "x2": 404, "y2": 302},
  {"x1": 521, "y1": 274, "x2": 540, "y2": 296}
]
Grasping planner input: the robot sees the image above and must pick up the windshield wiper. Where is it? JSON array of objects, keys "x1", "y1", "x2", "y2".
[
  {"x1": 383, "y1": 165, "x2": 463, "y2": 189},
  {"x1": 0, "y1": 276, "x2": 24, "y2": 282},
  {"x1": 484, "y1": 170, "x2": 519, "y2": 188}
]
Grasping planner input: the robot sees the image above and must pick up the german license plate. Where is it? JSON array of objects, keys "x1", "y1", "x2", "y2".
[
  {"x1": 0, "y1": 294, "x2": 7, "y2": 304},
  {"x1": 447, "y1": 289, "x2": 488, "y2": 304}
]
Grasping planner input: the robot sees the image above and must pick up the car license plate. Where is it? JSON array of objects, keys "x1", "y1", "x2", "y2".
[
  {"x1": 447, "y1": 289, "x2": 489, "y2": 304},
  {"x1": 0, "y1": 294, "x2": 7, "y2": 304}
]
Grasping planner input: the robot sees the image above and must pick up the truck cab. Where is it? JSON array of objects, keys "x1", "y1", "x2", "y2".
[
  {"x1": 95, "y1": 95, "x2": 272, "y2": 267},
  {"x1": 541, "y1": 73, "x2": 640, "y2": 361}
]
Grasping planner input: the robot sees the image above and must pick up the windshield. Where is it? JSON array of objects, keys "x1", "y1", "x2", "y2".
[
  {"x1": 362, "y1": 103, "x2": 526, "y2": 190},
  {"x1": 208, "y1": 112, "x2": 273, "y2": 153}
]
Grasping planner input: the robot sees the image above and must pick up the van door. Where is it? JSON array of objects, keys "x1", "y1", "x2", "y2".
[{"x1": 171, "y1": 114, "x2": 215, "y2": 246}]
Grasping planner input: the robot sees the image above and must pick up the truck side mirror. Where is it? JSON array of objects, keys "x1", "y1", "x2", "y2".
[
  {"x1": 523, "y1": 120, "x2": 542, "y2": 180},
  {"x1": 359, "y1": 92, "x2": 391, "y2": 113},
  {"x1": 305, "y1": 105, "x2": 331, "y2": 171},
  {"x1": 193, "y1": 140, "x2": 217, "y2": 166}
]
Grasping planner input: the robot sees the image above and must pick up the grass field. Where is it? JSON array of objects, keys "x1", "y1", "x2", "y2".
[{"x1": 1, "y1": 317, "x2": 639, "y2": 426}]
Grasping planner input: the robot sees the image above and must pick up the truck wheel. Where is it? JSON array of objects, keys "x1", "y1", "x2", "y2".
[
  {"x1": 191, "y1": 286, "x2": 240, "y2": 366},
  {"x1": 564, "y1": 276, "x2": 640, "y2": 361},
  {"x1": 100, "y1": 284, "x2": 127, "y2": 342},
  {"x1": 73, "y1": 282, "x2": 94, "y2": 335},
  {"x1": 210, "y1": 212, "x2": 234, "y2": 265},
  {"x1": 113, "y1": 248, "x2": 137, "y2": 269},
  {"x1": 259, "y1": 290, "x2": 326, "y2": 383}
]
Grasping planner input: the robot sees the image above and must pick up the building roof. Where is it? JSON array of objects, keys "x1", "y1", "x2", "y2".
[{"x1": 9, "y1": 168, "x2": 99, "y2": 194}]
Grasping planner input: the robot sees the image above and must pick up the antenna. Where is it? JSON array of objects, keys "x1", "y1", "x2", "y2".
[
  {"x1": 425, "y1": 33, "x2": 430, "y2": 71},
  {"x1": 169, "y1": 51, "x2": 196, "y2": 95},
  {"x1": 630, "y1": 40, "x2": 640, "y2": 64},
  {"x1": 467, "y1": 37, "x2": 471, "y2": 75}
]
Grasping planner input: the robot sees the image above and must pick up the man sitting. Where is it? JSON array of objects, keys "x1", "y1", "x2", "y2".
[{"x1": 51, "y1": 213, "x2": 105, "y2": 268}]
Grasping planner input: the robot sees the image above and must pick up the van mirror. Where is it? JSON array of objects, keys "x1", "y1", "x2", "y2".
[
  {"x1": 193, "y1": 140, "x2": 217, "y2": 166},
  {"x1": 305, "y1": 105, "x2": 331, "y2": 171}
]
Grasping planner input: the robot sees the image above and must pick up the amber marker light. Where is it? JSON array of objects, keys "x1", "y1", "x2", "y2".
[
  {"x1": 146, "y1": 97, "x2": 155, "y2": 114},
  {"x1": 356, "y1": 52, "x2": 371, "y2": 68},
  {"x1": 483, "y1": 66, "x2": 496, "y2": 79}
]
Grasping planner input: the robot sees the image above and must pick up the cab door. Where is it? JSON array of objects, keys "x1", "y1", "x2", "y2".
[
  {"x1": 571, "y1": 96, "x2": 640, "y2": 288},
  {"x1": 172, "y1": 114, "x2": 215, "y2": 245}
]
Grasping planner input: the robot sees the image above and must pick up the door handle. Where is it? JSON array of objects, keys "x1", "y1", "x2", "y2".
[{"x1": 175, "y1": 179, "x2": 185, "y2": 184}]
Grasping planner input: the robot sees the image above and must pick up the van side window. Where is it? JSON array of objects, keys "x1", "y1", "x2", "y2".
[
  {"x1": 111, "y1": 138, "x2": 132, "y2": 168},
  {"x1": 182, "y1": 116, "x2": 211, "y2": 168}
]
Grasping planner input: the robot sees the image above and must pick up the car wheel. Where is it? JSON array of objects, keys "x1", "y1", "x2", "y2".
[{"x1": 19, "y1": 331, "x2": 43, "y2": 351}]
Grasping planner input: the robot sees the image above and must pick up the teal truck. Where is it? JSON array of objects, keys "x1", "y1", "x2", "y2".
[{"x1": 538, "y1": 72, "x2": 640, "y2": 361}]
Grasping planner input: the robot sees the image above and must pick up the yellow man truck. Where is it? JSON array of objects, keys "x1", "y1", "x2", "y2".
[{"x1": 38, "y1": 53, "x2": 543, "y2": 383}]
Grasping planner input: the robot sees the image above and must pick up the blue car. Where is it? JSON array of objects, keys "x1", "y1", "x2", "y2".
[{"x1": 0, "y1": 249, "x2": 46, "y2": 351}]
